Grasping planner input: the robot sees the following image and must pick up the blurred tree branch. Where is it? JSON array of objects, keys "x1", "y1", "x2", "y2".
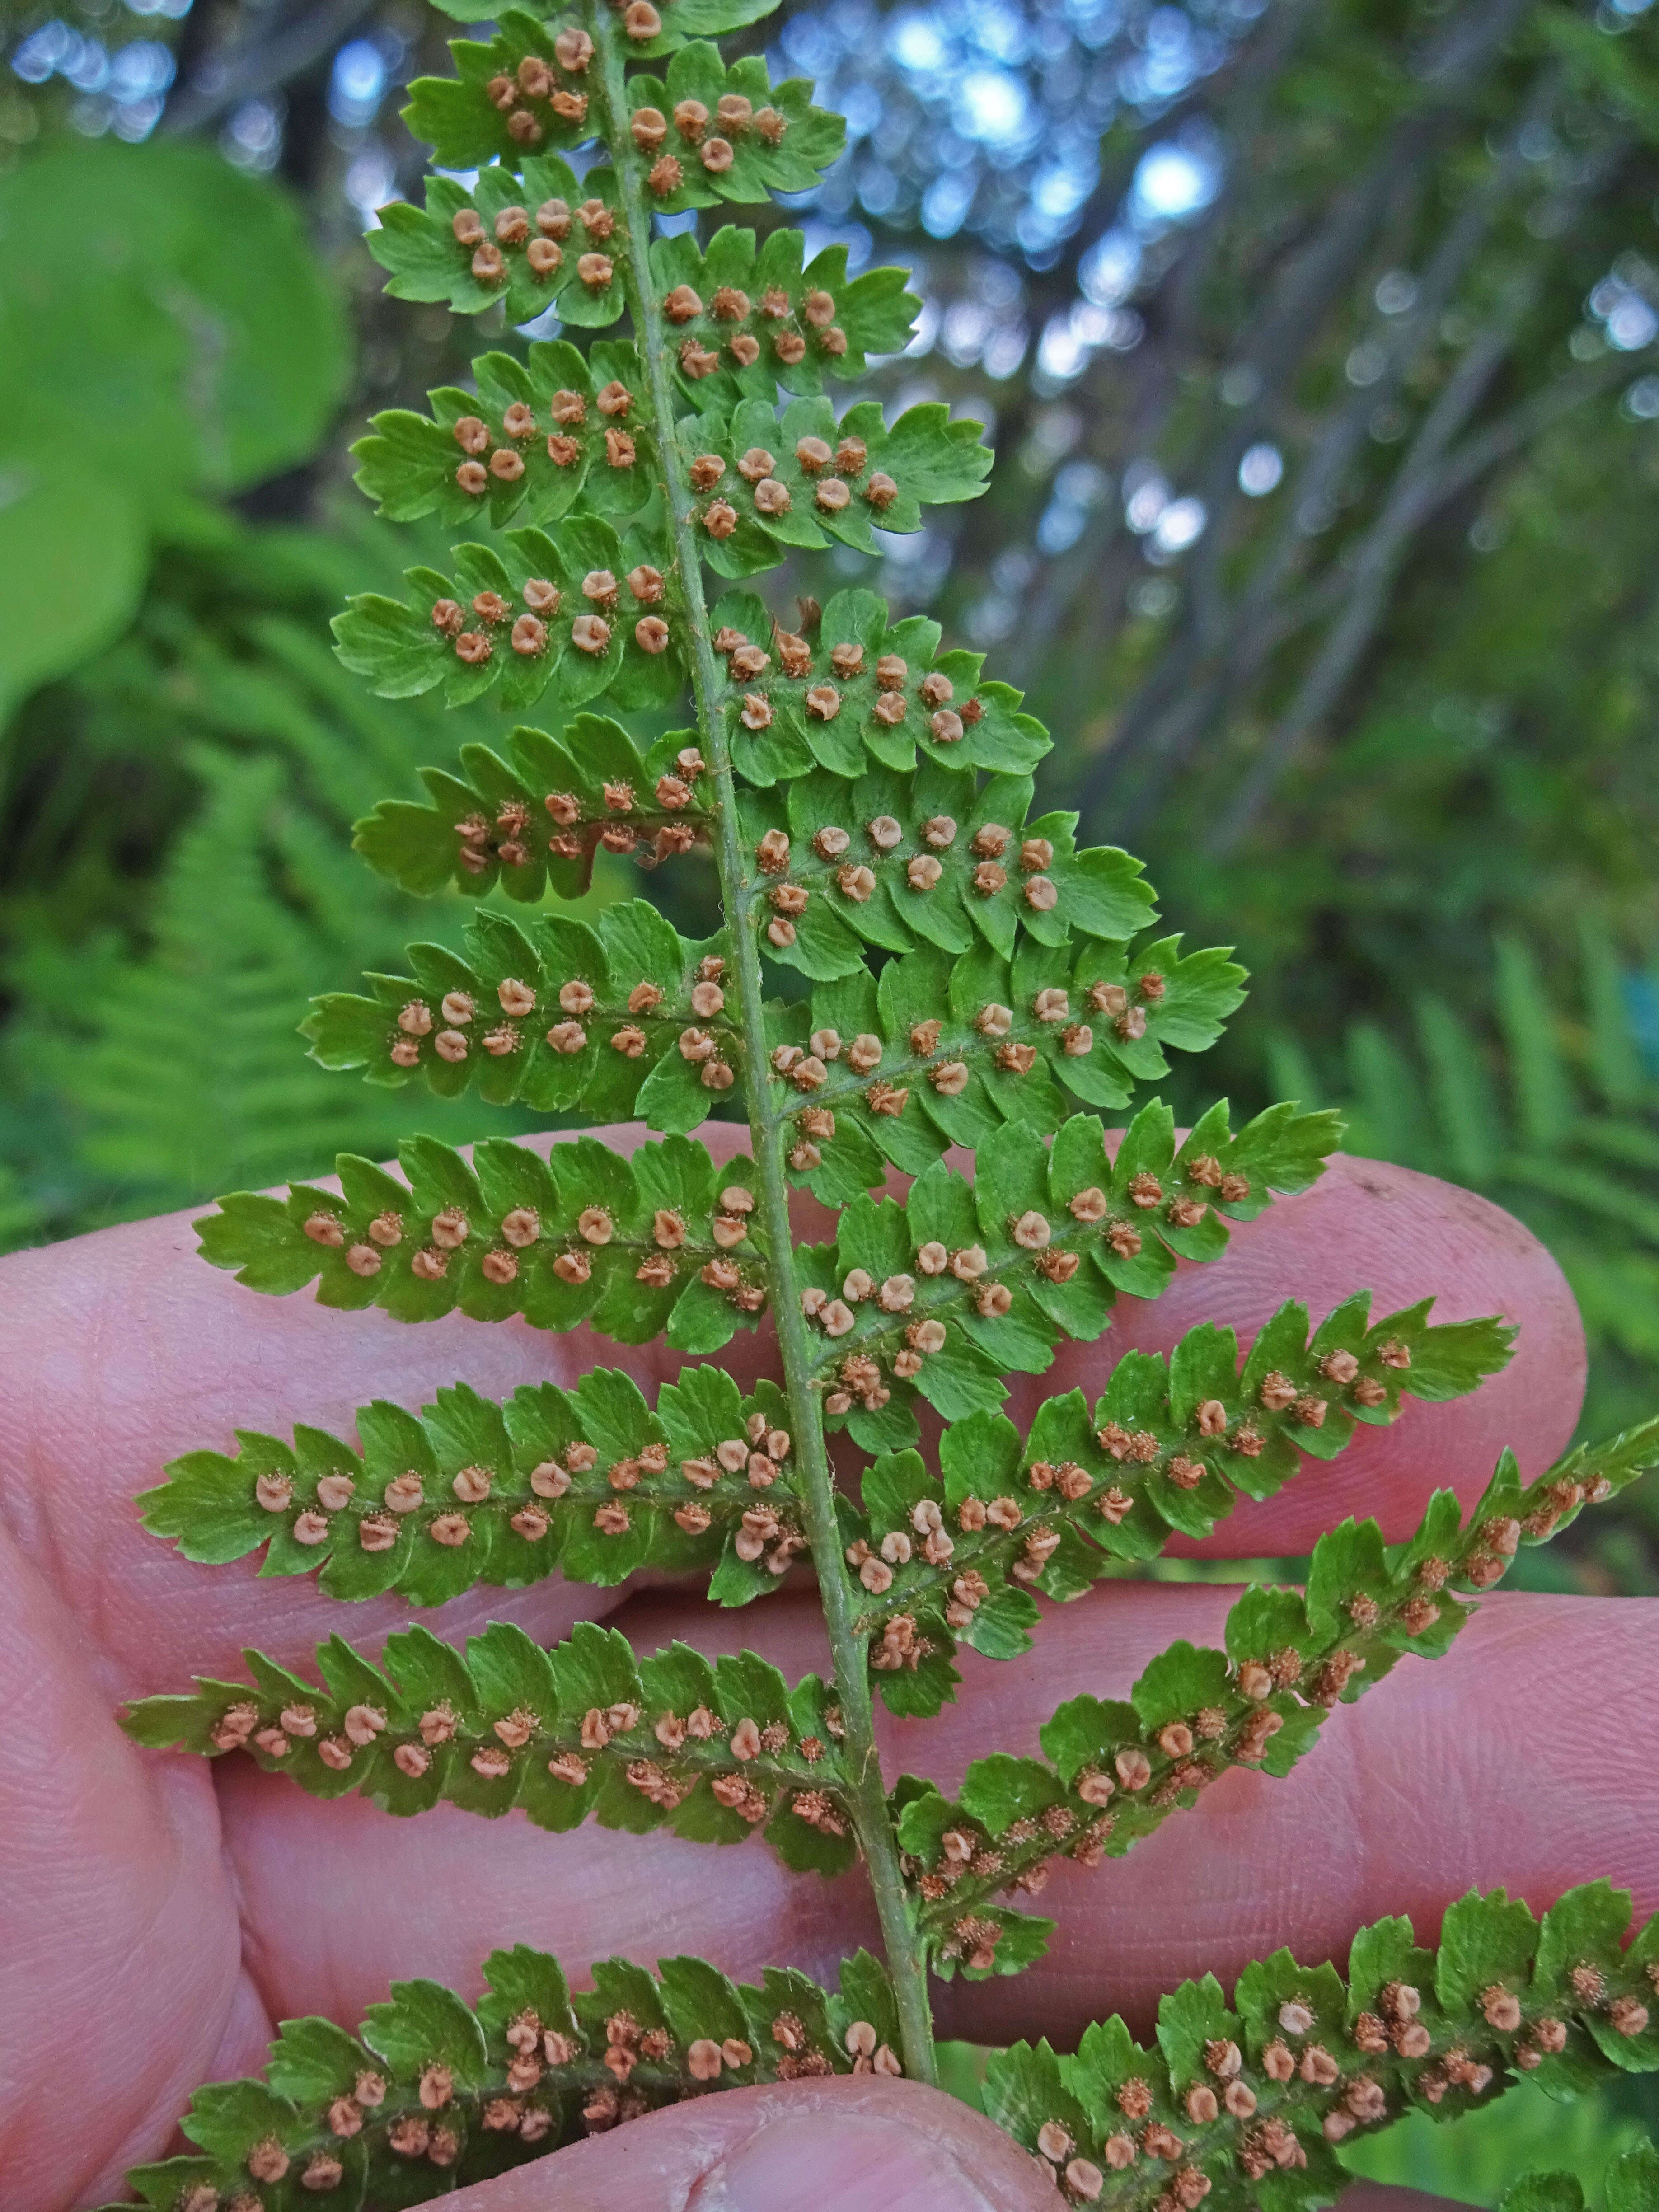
[
  {"x1": 950, "y1": 0, "x2": 1653, "y2": 864},
  {"x1": 1089, "y1": 60, "x2": 1577, "y2": 841},
  {"x1": 160, "y1": 0, "x2": 380, "y2": 136},
  {"x1": 1004, "y1": 0, "x2": 1547, "y2": 793},
  {"x1": 1209, "y1": 331, "x2": 1635, "y2": 849}
]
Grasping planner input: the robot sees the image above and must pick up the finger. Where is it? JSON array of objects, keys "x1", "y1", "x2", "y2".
[
  {"x1": 441, "y1": 2078, "x2": 1057, "y2": 2211},
  {"x1": 1029, "y1": 1152, "x2": 1585, "y2": 1554},
  {"x1": 219, "y1": 1583, "x2": 1659, "y2": 2054},
  {"x1": 0, "y1": 1521, "x2": 272, "y2": 2212}
]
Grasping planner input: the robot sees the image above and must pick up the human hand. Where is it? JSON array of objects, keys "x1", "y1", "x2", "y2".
[{"x1": 2, "y1": 1127, "x2": 1651, "y2": 2211}]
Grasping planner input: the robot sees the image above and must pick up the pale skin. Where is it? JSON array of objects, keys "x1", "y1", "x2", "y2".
[{"x1": 1, "y1": 1125, "x2": 1653, "y2": 2212}]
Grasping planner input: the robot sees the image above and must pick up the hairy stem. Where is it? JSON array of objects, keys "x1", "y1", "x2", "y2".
[{"x1": 590, "y1": 9, "x2": 937, "y2": 2085}]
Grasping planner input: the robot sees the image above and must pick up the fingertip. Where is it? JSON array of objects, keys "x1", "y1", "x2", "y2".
[
  {"x1": 445, "y1": 2080, "x2": 1057, "y2": 2212},
  {"x1": 682, "y1": 2085, "x2": 1053, "y2": 2212}
]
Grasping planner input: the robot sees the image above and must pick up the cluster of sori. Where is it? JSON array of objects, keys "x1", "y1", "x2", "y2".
[{"x1": 103, "y1": 0, "x2": 1659, "y2": 2203}]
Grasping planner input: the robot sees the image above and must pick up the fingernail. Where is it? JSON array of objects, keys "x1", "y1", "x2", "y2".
[{"x1": 693, "y1": 2112, "x2": 1002, "y2": 2212}]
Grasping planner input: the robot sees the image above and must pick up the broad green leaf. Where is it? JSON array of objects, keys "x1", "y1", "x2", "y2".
[
  {"x1": 0, "y1": 463, "x2": 147, "y2": 730},
  {"x1": 0, "y1": 137, "x2": 348, "y2": 513}
]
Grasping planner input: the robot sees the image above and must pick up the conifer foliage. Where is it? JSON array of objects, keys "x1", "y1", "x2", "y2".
[{"x1": 107, "y1": 0, "x2": 1659, "y2": 2202}]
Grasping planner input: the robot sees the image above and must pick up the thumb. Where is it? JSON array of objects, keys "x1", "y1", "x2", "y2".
[{"x1": 442, "y1": 2076, "x2": 1059, "y2": 2210}]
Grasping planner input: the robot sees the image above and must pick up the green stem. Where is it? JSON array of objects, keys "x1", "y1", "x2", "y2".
[{"x1": 589, "y1": 9, "x2": 937, "y2": 2088}]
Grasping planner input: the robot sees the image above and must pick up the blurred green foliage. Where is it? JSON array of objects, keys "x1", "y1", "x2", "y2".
[
  {"x1": 0, "y1": 136, "x2": 350, "y2": 722},
  {"x1": 1270, "y1": 925, "x2": 1659, "y2": 1457},
  {"x1": 0, "y1": 501, "x2": 604, "y2": 1237},
  {"x1": 1343, "y1": 2077, "x2": 1657, "y2": 2200}
]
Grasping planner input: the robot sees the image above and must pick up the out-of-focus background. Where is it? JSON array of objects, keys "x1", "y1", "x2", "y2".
[{"x1": 3, "y1": 0, "x2": 1657, "y2": 2187}]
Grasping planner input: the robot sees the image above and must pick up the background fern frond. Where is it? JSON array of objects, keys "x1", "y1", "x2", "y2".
[
  {"x1": 0, "y1": 508, "x2": 628, "y2": 1237},
  {"x1": 1268, "y1": 923, "x2": 1659, "y2": 1588}
]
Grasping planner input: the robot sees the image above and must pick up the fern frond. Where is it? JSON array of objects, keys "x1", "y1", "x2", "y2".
[
  {"x1": 737, "y1": 757, "x2": 1148, "y2": 983},
  {"x1": 137, "y1": 1361, "x2": 806, "y2": 1603},
  {"x1": 771, "y1": 936, "x2": 1246, "y2": 1203},
  {"x1": 136, "y1": 1296, "x2": 1504, "y2": 1619},
  {"x1": 124, "y1": 1620, "x2": 855, "y2": 1873},
  {"x1": 1579, "y1": 916, "x2": 1646, "y2": 1114},
  {"x1": 95, "y1": 1942, "x2": 902, "y2": 2212},
  {"x1": 401, "y1": 22, "x2": 834, "y2": 179},
  {"x1": 649, "y1": 225, "x2": 921, "y2": 404},
  {"x1": 352, "y1": 711, "x2": 707, "y2": 900},
  {"x1": 197, "y1": 1132, "x2": 765, "y2": 1354},
  {"x1": 340, "y1": 397, "x2": 986, "y2": 720},
  {"x1": 675, "y1": 396, "x2": 991, "y2": 578},
  {"x1": 304, "y1": 900, "x2": 734, "y2": 1136},
  {"x1": 8, "y1": 745, "x2": 509, "y2": 1215},
  {"x1": 94, "y1": 1875, "x2": 1659, "y2": 2212},
  {"x1": 717, "y1": 586, "x2": 1050, "y2": 786},
  {"x1": 375, "y1": 144, "x2": 631, "y2": 325},
  {"x1": 612, "y1": 46, "x2": 846, "y2": 210},
  {"x1": 352, "y1": 342, "x2": 655, "y2": 530},
  {"x1": 1495, "y1": 934, "x2": 1576, "y2": 1151},
  {"x1": 986, "y1": 1880, "x2": 1659, "y2": 2199},
  {"x1": 333, "y1": 524, "x2": 684, "y2": 717},
  {"x1": 897, "y1": 1425, "x2": 1657, "y2": 1976},
  {"x1": 1504, "y1": 1156, "x2": 1659, "y2": 1251},
  {"x1": 305, "y1": 904, "x2": 1242, "y2": 1173},
  {"x1": 842, "y1": 1293, "x2": 1513, "y2": 1714},
  {"x1": 1415, "y1": 990, "x2": 1504, "y2": 1182},
  {"x1": 1281, "y1": 922, "x2": 1659, "y2": 1445},
  {"x1": 104, "y1": 0, "x2": 1659, "y2": 2142},
  {"x1": 806, "y1": 1101, "x2": 1344, "y2": 1450}
]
